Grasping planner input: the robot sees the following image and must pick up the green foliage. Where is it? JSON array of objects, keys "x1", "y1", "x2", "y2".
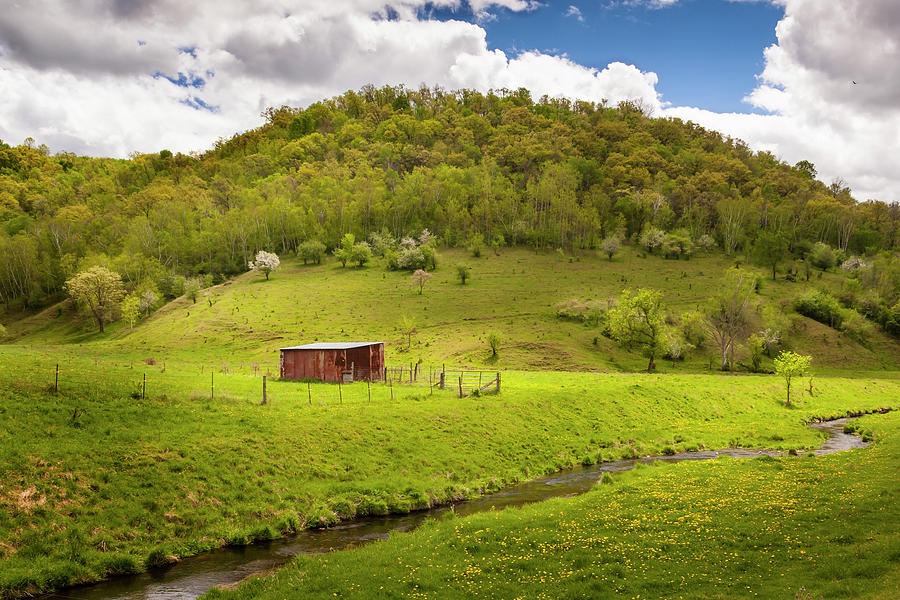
[
  {"x1": 794, "y1": 289, "x2": 845, "y2": 328},
  {"x1": 746, "y1": 333, "x2": 766, "y2": 373},
  {"x1": 183, "y1": 277, "x2": 202, "y2": 303},
  {"x1": 298, "y1": 240, "x2": 326, "y2": 265},
  {"x1": 773, "y1": 351, "x2": 812, "y2": 406},
  {"x1": 607, "y1": 288, "x2": 664, "y2": 371},
  {"x1": 810, "y1": 242, "x2": 837, "y2": 271},
  {"x1": 466, "y1": 233, "x2": 484, "y2": 258},
  {"x1": 63, "y1": 266, "x2": 125, "y2": 333},
  {"x1": 600, "y1": 236, "x2": 621, "y2": 260},
  {"x1": 120, "y1": 294, "x2": 140, "y2": 329},
  {"x1": 456, "y1": 263, "x2": 471, "y2": 285},
  {"x1": 555, "y1": 298, "x2": 606, "y2": 326},
  {"x1": 349, "y1": 242, "x2": 372, "y2": 268},
  {"x1": 753, "y1": 231, "x2": 788, "y2": 280},
  {"x1": 486, "y1": 331, "x2": 501, "y2": 357}
]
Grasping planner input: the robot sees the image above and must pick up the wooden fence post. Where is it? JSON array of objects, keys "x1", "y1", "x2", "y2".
[
  {"x1": 440, "y1": 371, "x2": 445, "y2": 389},
  {"x1": 496, "y1": 372, "x2": 501, "y2": 393},
  {"x1": 458, "y1": 376, "x2": 463, "y2": 398},
  {"x1": 367, "y1": 380, "x2": 371, "y2": 402},
  {"x1": 55, "y1": 364, "x2": 59, "y2": 393},
  {"x1": 142, "y1": 373, "x2": 146, "y2": 400},
  {"x1": 262, "y1": 375, "x2": 267, "y2": 405},
  {"x1": 338, "y1": 381, "x2": 343, "y2": 404},
  {"x1": 390, "y1": 380, "x2": 394, "y2": 401},
  {"x1": 307, "y1": 382, "x2": 311, "y2": 406}
]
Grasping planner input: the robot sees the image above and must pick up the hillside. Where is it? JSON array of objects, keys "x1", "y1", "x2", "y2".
[{"x1": 5, "y1": 246, "x2": 899, "y2": 374}]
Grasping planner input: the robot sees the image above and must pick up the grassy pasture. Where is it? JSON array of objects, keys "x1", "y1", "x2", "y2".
[
  {"x1": 5, "y1": 247, "x2": 898, "y2": 374},
  {"x1": 207, "y1": 411, "x2": 900, "y2": 600},
  {"x1": 0, "y1": 342, "x2": 897, "y2": 596}
]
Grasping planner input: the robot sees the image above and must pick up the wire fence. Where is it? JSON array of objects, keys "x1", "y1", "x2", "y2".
[{"x1": 0, "y1": 352, "x2": 501, "y2": 411}]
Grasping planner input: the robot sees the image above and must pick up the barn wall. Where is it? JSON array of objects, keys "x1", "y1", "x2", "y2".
[{"x1": 280, "y1": 344, "x2": 385, "y2": 382}]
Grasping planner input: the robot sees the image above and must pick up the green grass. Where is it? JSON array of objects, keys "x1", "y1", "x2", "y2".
[
  {"x1": 5, "y1": 247, "x2": 899, "y2": 373},
  {"x1": 0, "y1": 342, "x2": 897, "y2": 596},
  {"x1": 206, "y1": 410, "x2": 900, "y2": 600}
]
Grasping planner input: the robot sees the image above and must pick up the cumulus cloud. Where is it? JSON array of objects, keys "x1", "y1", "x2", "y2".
[
  {"x1": 0, "y1": 0, "x2": 897, "y2": 203},
  {"x1": 665, "y1": 0, "x2": 900, "y2": 202},
  {"x1": 0, "y1": 0, "x2": 663, "y2": 157}
]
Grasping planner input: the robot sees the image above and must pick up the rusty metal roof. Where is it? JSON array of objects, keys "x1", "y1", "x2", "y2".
[{"x1": 280, "y1": 342, "x2": 384, "y2": 351}]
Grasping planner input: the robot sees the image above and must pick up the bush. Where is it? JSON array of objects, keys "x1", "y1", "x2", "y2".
[
  {"x1": 456, "y1": 263, "x2": 471, "y2": 285},
  {"x1": 841, "y1": 311, "x2": 874, "y2": 346},
  {"x1": 555, "y1": 299, "x2": 605, "y2": 326},
  {"x1": 298, "y1": 239, "x2": 326, "y2": 264},
  {"x1": 398, "y1": 246, "x2": 426, "y2": 271},
  {"x1": 809, "y1": 242, "x2": 836, "y2": 270},
  {"x1": 794, "y1": 289, "x2": 845, "y2": 328}
]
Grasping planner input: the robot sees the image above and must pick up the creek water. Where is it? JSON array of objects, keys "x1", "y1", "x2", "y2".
[{"x1": 44, "y1": 418, "x2": 866, "y2": 600}]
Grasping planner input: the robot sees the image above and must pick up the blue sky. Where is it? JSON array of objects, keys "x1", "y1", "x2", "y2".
[
  {"x1": 430, "y1": 0, "x2": 785, "y2": 113},
  {"x1": 1, "y1": 0, "x2": 897, "y2": 202}
]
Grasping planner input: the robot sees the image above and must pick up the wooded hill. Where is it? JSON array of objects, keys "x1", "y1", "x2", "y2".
[{"x1": 0, "y1": 85, "x2": 898, "y2": 320}]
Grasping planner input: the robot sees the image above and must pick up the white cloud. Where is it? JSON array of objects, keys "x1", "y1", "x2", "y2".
[
  {"x1": 0, "y1": 0, "x2": 897, "y2": 203},
  {"x1": 665, "y1": 0, "x2": 900, "y2": 202},
  {"x1": 565, "y1": 5, "x2": 585, "y2": 22},
  {"x1": 0, "y1": 0, "x2": 662, "y2": 158}
]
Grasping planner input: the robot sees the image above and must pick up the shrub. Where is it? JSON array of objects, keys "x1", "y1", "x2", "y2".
[
  {"x1": 467, "y1": 233, "x2": 484, "y2": 258},
  {"x1": 841, "y1": 311, "x2": 874, "y2": 346},
  {"x1": 679, "y1": 310, "x2": 706, "y2": 348},
  {"x1": 397, "y1": 246, "x2": 426, "y2": 271},
  {"x1": 746, "y1": 334, "x2": 766, "y2": 373},
  {"x1": 456, "y1": 263, "x2": 471, "y2": 285},
  {"x1": 487, "y1": 331, "x2": 501, "y2": 356},
  {"x1": 298, "y1": 239, "x2": 326, "y2": 264},
  {"x1": 794, "y1": 289, "x2": 845, "y2": 328},
  {"x1": 600, "y1": 236, "x2": 621, "y2": 260},
  {"x1": 555, "y1": 299, "x2": 606, "y2": 326},
  {"x1": 809, "y1": 242, "x2": 836, "y2": 270}
]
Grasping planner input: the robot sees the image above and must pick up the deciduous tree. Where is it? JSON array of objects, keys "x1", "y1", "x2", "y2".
[
  {"x1": 608, "y1": 288, "x2": 665, "y2": 372},
  {"x1": 773, "y1": 351, "x2": 812, "y2": 406},
  {"x1": 64, "y1": 266, "x2": 125, "y2": 333},
  {"x1": 248, "y1": 250, "x2": 280, "y2": 280},
  {"x1": 706, "y1": 268, "x2": 756, "y2": 372}
]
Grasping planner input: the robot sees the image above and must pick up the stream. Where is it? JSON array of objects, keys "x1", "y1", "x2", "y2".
[{"x1": 43, "y1": 417, "x2": 867, "y2": 600}]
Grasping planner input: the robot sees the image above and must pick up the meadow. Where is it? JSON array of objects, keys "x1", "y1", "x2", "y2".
[
  {"x1": 206, "y1": 411, "x2": 900, "y2": 600},
  {"x1": 2, "y1": 248, "x2": 899, "y2": 596},
  {"x1": 5, "y1": 247, "x2": 899, "y2": 374},
  {"x1": 0, "y1": 340, "x2": 898, "y2": 596}
]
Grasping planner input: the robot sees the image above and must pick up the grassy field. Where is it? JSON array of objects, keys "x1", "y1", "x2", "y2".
[
  {"x1": 206, "y1": 410, "x2": 900, "y2": 600},
  {"x1": 4, "y1": 247, "x2": 899, "y2": 374},
  {"x1": 0, "y1": 341, "x2": 898, "y2": 596}
]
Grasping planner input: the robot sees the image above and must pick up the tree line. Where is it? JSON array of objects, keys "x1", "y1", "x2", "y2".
[{"x1": 0, "y1": 84, "x2": 898, "y2": 319}]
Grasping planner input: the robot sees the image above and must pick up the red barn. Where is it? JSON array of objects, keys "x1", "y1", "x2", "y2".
[{"x1": 279, "y1": 342, "x2": 384, "y2": 383}]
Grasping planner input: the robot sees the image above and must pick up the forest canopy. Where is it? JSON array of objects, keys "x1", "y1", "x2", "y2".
[{"x1": 0, "y1": 84, "x2": 897, "y2": 314}]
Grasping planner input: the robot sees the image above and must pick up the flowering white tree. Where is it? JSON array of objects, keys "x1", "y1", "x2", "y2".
[{"x1": 248, "y1": 250, "x2": 280, "y2": 280}]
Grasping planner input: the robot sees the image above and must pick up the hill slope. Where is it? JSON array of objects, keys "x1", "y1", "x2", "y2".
[{"x1": 7, "y1": 247, "x2": 899, "y2": 373}]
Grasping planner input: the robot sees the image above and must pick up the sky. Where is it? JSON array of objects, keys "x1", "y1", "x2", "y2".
[{"x1": 0, "y1": 0, "x2": 898, "y2": 203}]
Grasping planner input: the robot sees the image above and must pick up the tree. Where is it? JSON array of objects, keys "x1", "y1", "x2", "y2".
[
  {"x1": 754, "y1": 231, "x2": 788, "y2": 280},
  {"x1": 487, "y1": 331, "x2": 501, "y2": 357},
  {"x1": 706, "y1": 268, "x2": 756, "y2": 372},
  {"x1": 809, "y1": 242, "x2": 836, "y2": 271},
  {"x1": 607, "y1": 288, "x2": 665, "y2": 371},
  {"x1": 335, "y1": 233, "x2": 355, "y2": 267},
  {"x1": 248, "y1": 250, "x2": 280, "y2": 280},
  {"x1": 64, "y1": 266, "x2": 126, "y2": 333},
  {"x1": 350, "y1": 242, "x2": 372, "y2": 267},
  {"x1": 398, "y1": 315, "x2": 416, "y2": 350},
  {"x1": 120, "y1": 294, "x2": 140, "y2": 329},
  {"x1": 139, "y1": 289, "x2": 159, "y2": 317},
  {"x1": 600, "y1": 236, "x2": 621, "y2": 260},
  {"x1": 773, "y1": 351, "x2": 812, "y2": 406},
  {"x1": 412, "y1": 269, "x2": 431, "y2": 294},
  {"x1": 456, "y1": 263, "x2": 471, "y2": 285},
  {"x1": 184, "y1": 277, "x2": 202, "y2": 303},
  {"x1": 299, "y1": 240, "x2": 326, "y2": 265}
]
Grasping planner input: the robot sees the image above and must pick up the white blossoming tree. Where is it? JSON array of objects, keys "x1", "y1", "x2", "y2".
[{"x1": 248, "y1": 250, "x2": 280, "y2": 280}]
